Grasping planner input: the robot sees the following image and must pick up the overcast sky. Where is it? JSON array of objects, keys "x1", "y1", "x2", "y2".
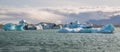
[
  {"x1": 0, "y1": 0, "x2": 120, "y2": 7},
  {"x1": 0, "y1": 0, "x2": 120, "y2": 24}
]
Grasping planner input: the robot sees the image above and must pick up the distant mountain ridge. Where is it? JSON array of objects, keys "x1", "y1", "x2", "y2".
[{"x1": 88, "y1": 15, "x2": 120, "y2": 25}]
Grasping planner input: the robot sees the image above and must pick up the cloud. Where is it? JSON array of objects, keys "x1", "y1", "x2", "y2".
[
  {"x1": 0, "y1": 7, "x2": 120, "y2": 25},
  {"x1": 0, "y1": 0, "x2": 84, "y2": 8},
  {"x1": 0, "y1": 7, "x2": 64, "y2": 24}
]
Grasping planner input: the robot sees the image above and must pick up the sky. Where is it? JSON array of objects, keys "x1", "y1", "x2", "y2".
[
  {"x1": 0, "y1": 0, "x2": 120, "y2": 7},
  {"x1": 0, "y1": 0, "x2": 120, "y2": 24}
]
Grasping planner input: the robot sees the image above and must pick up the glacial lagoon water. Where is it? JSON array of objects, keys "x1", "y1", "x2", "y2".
[{"x1": 0, "y1": 28, "x2": 120, "y2": 52}]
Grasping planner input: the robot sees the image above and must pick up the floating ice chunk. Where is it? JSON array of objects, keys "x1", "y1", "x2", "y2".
[
  {"x1": 3, "y1": 23, "x2": 16, "y2": 31},
  {"x1": 19, "y1": 19, "x2": 27, "y2": 25},
  {"x1": 59, "y1": 24, "x2": 115, "y2": 33},
  {"x1": 16, "y1": 24, "x2": 25, "y2": 31}
]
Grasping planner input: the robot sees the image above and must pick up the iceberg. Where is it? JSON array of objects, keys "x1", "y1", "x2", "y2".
[
  {"x1": 15, "y1": 20, "x2": 26, "y2": 31},
  {"x1": 3, "y1": 23, "x2": 25, "y2": 31},
  {"x1": 16, "y1": 24, "x2": 25, "y2": 31},
  {"x1": 19, "y1": 19, "x2": 27, "y2": 25},
  {"x1": 3, "y1": 23, "x2": 16, "y2": 31},
  {"x1": 59, "y1": 24, "x2": 115, "y2": 33},
  {"x1": 35, "y1": 25, "x2": 43, "y2": 30},
  {"x1": 65, "y1": 21, "x2": 93, "y2": 28},
  {"x1": 3, "y1": 20, "x2": 27, "y2": 31},
  {"x1": 2, "y1": 19, "x2": 43, "y2": 31}
]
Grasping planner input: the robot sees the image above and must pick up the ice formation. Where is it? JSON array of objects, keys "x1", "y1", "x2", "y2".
[
  {"x1": 59, "y1": 20, "x2": 115, "y2": 33},
  {"x1": 3, "y1": 23, "x2": 16, "y2": 31},
  {"x1": 3, "y1": 20, "x2": 43, "y2": 31}
]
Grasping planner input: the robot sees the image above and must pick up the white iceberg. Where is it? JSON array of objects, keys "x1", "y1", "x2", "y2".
[{"x1": 35, "y1": 25, "x2": 43, "y2": 30}]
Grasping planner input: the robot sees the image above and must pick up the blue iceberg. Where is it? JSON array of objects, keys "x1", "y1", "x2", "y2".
[
  {"x1": 2, "y1": 19, "x2": 43, "y2": 31},
  {"x1": 16, "y1": 24, "x2": 25, "y2": 31},
  {"x1": 59, "y1": 24, "x2": 115, "y2": 33},
  {"x1": 3, "y1": 23, "x2": 16, "y2": 31},
  {"x1": 3, "y1": 20, "x2": 27, "y2": 31}
]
